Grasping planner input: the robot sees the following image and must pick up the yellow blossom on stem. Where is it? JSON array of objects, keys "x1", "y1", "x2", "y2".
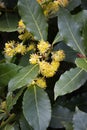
[
  {"x1": 44, "y1": 2, "x2": 59, "y2": 16},
  {"x1": 51, "y1": 60, "x2": 60, "y2": 71},
  {"x1": 35, "y1": 77, "x2": 47, "y2": 88},
  {"x1": 37, "y1": 40, "x2": 51, "y2": 54},
  {"x1": 4, "y1": 41, "x2": 16, "y2": 57},
  {"x1": 18, "y1": 20, "x2": 25, "y2": 29},
  {"x1": 15, "y1": 44, "x2": 26, "y2": 55},
  {"x1": 29, "y1": 54, "x2": 39, "y2": 64},
  {"x1": 39, "y1": 60, "x2": 60, "y2": 77},
  {"x1": 55, "y1": 0, "x2": 69, "y2": 7},
  {"x1": 27, "y1": 44, "x2": 36, "y2": 52},
  {"x1": 18, "y1": 20, "x2": 26, "y2": 33},
  {"x1": 1, "y1": 101, "x2": 6, "y2": 110},
  {"x1": 18, "y1": 31, "x2": 34, "y2": 41},
  {"x1": 52, "y1": 50, "x2": 65, "y2": 61}
]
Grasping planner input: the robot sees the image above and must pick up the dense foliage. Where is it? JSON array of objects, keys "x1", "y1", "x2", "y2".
[{"x1": 0, "y1": 0, "x2": 87, "y2": 130}]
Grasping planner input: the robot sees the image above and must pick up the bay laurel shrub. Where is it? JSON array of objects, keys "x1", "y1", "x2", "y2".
[{"x1": 0, "y1": 0, "x2": 87, "y2": 130}]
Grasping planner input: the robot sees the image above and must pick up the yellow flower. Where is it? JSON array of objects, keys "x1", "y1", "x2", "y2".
[
  {"x1": 37, "y1": 0, "x2": 50, "y2": 5},
  {"x1": 55, "y1": 0, "x2": 69, "y2": 7},
  {"x1": 18, "y1": 20, "x2": 26, "y2": 33},
  {"x1": 18, "y1": 31, "x2": 34, "y2": 41},
  {"x1": 52, "y1": 50, "x2": 65, "y2": 61},
  {"x1": 1, "y1": 101, "x2": 6, "y2": 110},
  {"x1": 18, "y1": 20, "x2": 25, "y2": 29},
  {"x1": 37, "y1": 40, "x2": 51, "y2": 54},
  {"x1": 35, "y1": 77, "x2": 47, "y2": 88},
  {"x1": 51, "y1": 60, "x2": 60, "y2": 72},
  {"x1": 44, "y1": 2, "x2": 59, "y2": 16},
  {"x1": 4, "y1": 41, "x2": 16, "y2": 57},
  {"x1": 29, "y1": 54, "x2": 39, "y2": 64},
  {"x1": 27, "y1": 44, "x2": 36, "y2": 51},
  {"x1": 15, "y1": 44, "x2": 26, "y2": 55},
  {"x1": 39, "y1": 60, "x2": 60, "y2": 77}
]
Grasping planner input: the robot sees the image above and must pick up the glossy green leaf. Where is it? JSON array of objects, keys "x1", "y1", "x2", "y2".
[
  {"x1": 0, "y1": 113, "x2": 6, "y2": 120},
  {"x1": 0, "y1": 12, "x2": 19, "y2": 32},
  {"x1": 50, "y1": 105, "x2": 73, "y2": 128},
  {"x1": 73, "y1": 108, "x2": 87, "y2": 130},
  {"x1": 8, "y1": 64, "x2": 39, "y2": 92},
  {"x1": 18, "y1": 0, "x2": 48, "y2": 40},
  {"x1": 23, "y1": 85, "x2": 51, "y2": 130},
  {"x1": 73, "y1": 10, "x2": 87, "y2": 28},
  {"x1": 19, "y1": 114, "x2": 33, "y2": 130},
  {"x1": 54, "y1": 67, "x2": 87, "y2": 99},
  {"x1": 52, "y1": 33, "x2": 63, "y2": 45},
  {"x1": 6, "y1": 87, "x2": 25, "y2": 112},
  {"x1": 67, "y1": 0, "x2": 81, "y2": 11},
  {"x1": 0, "y1": 63, "x2": 21, "y2": 86},
  {"x1": 82, "y1": 22, "x2": 87, "y2": 53},
  {"x1": 81, "y1": 0, "x2": 87, "y2": 9},
  {"x1": 58, "y1": 8, "x2": 85, "y2": 56},
  {"x1": 63, "y1": 122, "x2": 73, "y2": 130},
  {"x1": 3, "y1": 124, "x2": 14, "y2": 130},
  {"x1": 75, "y1": 58, "x2": 87, "y2": 71}
]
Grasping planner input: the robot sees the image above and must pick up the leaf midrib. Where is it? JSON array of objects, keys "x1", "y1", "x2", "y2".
[
  {"x1": 5, "y1": 12, "x2": 10, "y2": 29},
  {"x1": 34, "y1": 86, "x2": 41, "y2": 130},
  {"x1": 10, "y1": 64, "x2": 38, "y2": 90},
  {"x1": 57, "y1": 68, "x2": 83, "y2": 93},
  {"x1": 25, "y1": 0, "x2": 43, "y2": 40},
  {"x1": 63, "y1": 15, "x2": 85, "y2": 56}
]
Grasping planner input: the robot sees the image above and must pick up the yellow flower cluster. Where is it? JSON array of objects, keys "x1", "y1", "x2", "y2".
[
  {"x1": 18, "y1": 20, "x2": 34, "y2": 42},
  {"x1": 37, "y1": 0, "x2": 69, "y2": 17},
  {"x1": 4, "y1": 40, "x2": 36, "y2": 57},
  {"x1": 39, "y1": 60, "x2": 60, "y2": 77},
  {"x1": 29, "y1": 54, "x2": 39, "y2": 64},
  {"x1": 44, "y1": 2, "x2": 59, "y2": 16},
  {"x1": 18, "y1": 20, "x2": 26, "y2": 33},
  {"x1": 18, "y1": 30, "x2": 34, "y2": 41},
  {"x1": 29, "y1": 39, "x2": 65, "y2": 78},
  {"x1": 4, "y1": 41, "x2": 16, "y2": 57},
  {"x1": 4, "y1": 41, "x2": 26, "y2": 57},
  {"x1": 55, "y1": 0, "x2": 69, "y2": 7},
  {"x1": 27, "y1": 44, "x2": 35, "y2": 51},
  {"x1": 15, "y1": 44, "x2": 26, "y2": 55},
  {"x1": 35, "y1": 77, "x2": 47, "y2": 88},
  {"x1": 52, "y1": 50, "x2": 65, "y2": 62},
  {"x1": 37, "y1": 40, "x2": 51, "y2": 54}
]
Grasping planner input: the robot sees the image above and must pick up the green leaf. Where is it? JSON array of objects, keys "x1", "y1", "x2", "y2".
[
  {"x1": 0, "y1": 63, "x2": 21, "y2": 87},
  {"x1": 8, "y1": 64, "x2": 39, "y2": 92},
  {"x1": 6, "y1": 87, "x2": 25, "y2": 112},
  {"x1": 19, "y1": 52, "x2": 30, "y2": 67},
  {"x1": 73, "y1": 108, "x2": 87, "y2": 130},
  {"x1": 52, "y1": 33, "x2": 63, "y2": 45},
  {"x1": 63, "y1": 122, "x2": 73, "y2": 130},
  {"x1": 73, "y1": 10, "x2": 87, "y2": 28},
  {"x1": 81, "y1": 0, "x2": 87, "y2": 9},
  {"x1": 18, "y1": 0, "x2": 48, "y2": 40},
  {"x1": 0, "y1": 12, "x2": 19, "y2": 32},
  {"x1": 82, "y1": 22, "x2": 87, "y2": 53},
  {"x1": 3, "y1": 124, "x2": 14, "y2": 130},
  {"x1": 67, "y1": 0, "x2": 81, "y2": 11},
  {"x1": 0, "y1": 113, "x2": 6, "y2": 120},
  {"x1": 23, "y1": 85, "x2": 51, "y2": 130},
  {"x1": 50, "y1": 105, "x2": 73, "y2": 128},
  {"x1": 54, "y1": 67, "x2": 87, "y2": 99},
  {"x1": 58, "y1": 8, "x2": 85, "y2": 56},
  {"x1": 75, "y1": 58, "x2": 87, "y2": 71},
  {"x1": 19, "y1": 114, "x2": 33, "y2": 130}
]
